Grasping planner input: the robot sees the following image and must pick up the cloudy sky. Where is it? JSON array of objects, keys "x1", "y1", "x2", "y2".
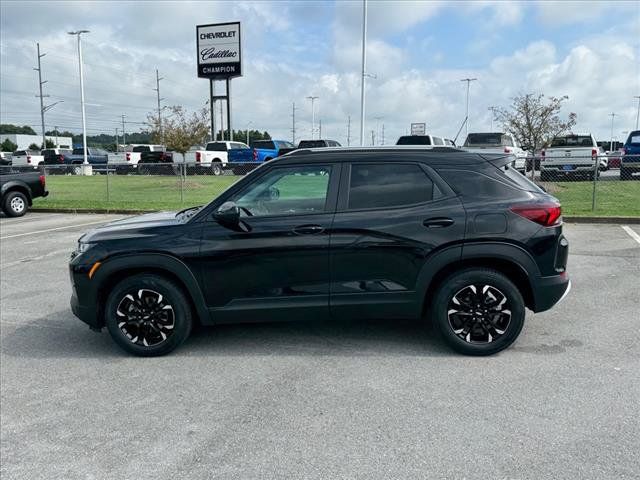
[{"x1": 1, "y1": 0, "x2": 639, "y2": 145}]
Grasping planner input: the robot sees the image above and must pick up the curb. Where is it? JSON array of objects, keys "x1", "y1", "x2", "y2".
[{"x1": 30, "y1": 208, "x2": 640, "y2": 224}]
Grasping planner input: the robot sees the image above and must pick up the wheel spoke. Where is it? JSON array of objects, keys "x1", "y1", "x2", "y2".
[{"x1": 116, "y1": 288, "x2": 175, "y2": 347}]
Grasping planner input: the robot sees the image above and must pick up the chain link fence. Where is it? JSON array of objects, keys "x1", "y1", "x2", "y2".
[{"x1": 1, "y1": 155, "x2": 639, "y2": 216}]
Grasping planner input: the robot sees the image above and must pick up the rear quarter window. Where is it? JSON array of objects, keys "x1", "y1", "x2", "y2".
[{"x1": 437, "y1": 169, "x2": 524, "y2": 198}]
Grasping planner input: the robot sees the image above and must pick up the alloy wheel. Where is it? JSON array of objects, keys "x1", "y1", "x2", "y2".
[
  {"x1": 447, "y1": 284, "x2": 511, "y2": 344},
  {"x1": 116, "y1": 289, "x2": 176, "y2": 347}
]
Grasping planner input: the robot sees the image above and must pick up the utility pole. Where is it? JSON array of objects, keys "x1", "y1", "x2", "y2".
[
  {"x1": 68, "y1": 30, "x2": 90, "y2": 165},
  {"x1": 306, "y1": 96, "x2": 318, "y2": 139},
  {"x1": 291, "y1": 102, "x2": 297, "y2": 144},
  {"x1": 347, "y1": 115, "x2": 351, "y2": 146},
  {"x1": 115, "y1": 128, "x2": 119, "y2": 152},
  {"x1": 381, "y1": 123, "x2": 385, "y2": 145},
  {"x1": 488, "y1": 106, "x2": 498, "y2": 131},
  {"x1": 153, "y1": 69, "x2": 164, "y2": 143},
  {"x1": 359, "y1": 0, "x2": 368, "y2": 146},
  {"x1": 34, "y1": 43, "x2": 48, "y2": 148},
  {"x1": 371, "y1": 129, "x2": 375, "y2": 146},
  {"x1": 220, "y1": 99, "x2": 224, "y2": 140},
  {"x1": 609, "y1": 112, "x2": 616, "y2": 152},
  {"x1": 54, "y1": 125, "x2": 58, "y2": 147},
  {"x1": 121, "y1": 114, "x2": 126, "y2": 147},
  {"x1": 460, "y1": 77, "x2": 477, "y2": 137},
  {"x1": 319, "y1": 119, "x2": 322, "y2": 139},
  {"x1": 374, "y1": 116, "x2": 383, "y2": 145},
  {"x1": 635, "y1": 96, "x2": 640, "y2": 130}
]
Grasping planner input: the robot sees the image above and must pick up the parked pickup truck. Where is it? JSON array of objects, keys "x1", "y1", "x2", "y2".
[
  {"x1": 462, "y1": 132, "x2": 529, "y2": 172},
  {"x1": 137, "y1": 148, "x2": 176, "y2": 175},
  {"x1": 620, "y1": 130, "x2": 640, "y2": 180},
  {"x1": 48, "y1": 147, "x2": 109, "y2": 174},
  {"x1": 278, "y1": 139, "x2": 342, "y2": 156},
  {"x1": 11, "y1": 150, "x2": 44, "y2": 168},
  {"x1": 0, "y1": 170, "x2": 48, "y2": 217},
  {"x1": 195, "y1": 141, "x2": 255, "y2": 175},
  {"x1": 251, "y1": 139, "x2": 296, "y2": 162},
  {"x1": 540, "y1": 133, "x2": 606, "y2": 181},
  {"x1": 126, "y1": 145, "x2": 166, "y2": 166}
]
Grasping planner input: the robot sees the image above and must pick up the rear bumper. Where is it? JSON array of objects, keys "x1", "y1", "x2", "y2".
[{"x1": 532, "y1": 273, "x2": 571, "y2": 313}]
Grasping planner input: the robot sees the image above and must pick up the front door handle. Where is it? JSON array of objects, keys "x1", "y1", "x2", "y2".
[
  {"x1": 423, "y1": 217, "x2": 454, "y2": 228},
  {"x1": 293, "y1": 224, "x2": 325, "y2": 235}
]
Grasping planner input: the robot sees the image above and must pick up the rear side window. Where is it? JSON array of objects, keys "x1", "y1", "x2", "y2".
[
  {"x1": 252, "y1": 141, "x2": 275, "y2": 149},
  {"x1": 626, "y1": 131, "x2": 640, "y2": 146},
  {"x1": 433, "y1": 137, "x2": 444, "y2": 146},
  {"x1": 437, "y1": 169, "x2": 522, "y2": 198},
  {"x1": 348, "y1": 163, "x2": 434, "y2": 210}
]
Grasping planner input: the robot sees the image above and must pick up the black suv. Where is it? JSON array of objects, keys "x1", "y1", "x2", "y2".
[{"x1": 70, "y1": 147, "x2": 570, "y2": 356}]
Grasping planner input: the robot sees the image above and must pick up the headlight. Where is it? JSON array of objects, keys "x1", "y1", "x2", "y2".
[{"x1": 77, "y1": 242, "x2": 95, "y2": 254}]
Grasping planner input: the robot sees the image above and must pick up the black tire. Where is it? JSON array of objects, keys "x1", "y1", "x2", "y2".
[
  {"x1": 2, "y1": 190, "x2": 29, "y2": 217},
  {"x1": 211, "y1": 160, "x2": 223, "y2": 176},
  {"x1": 431, "y1": 268, "x2": 525, "y2": 356},
  {"x1": 105, "y1": 274, "x2": 192, "y2": 356}
]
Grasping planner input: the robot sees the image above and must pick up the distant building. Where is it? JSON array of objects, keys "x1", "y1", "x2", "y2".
[{"x1": 0, "y1": 133, "x2": 73, "y2": 150}]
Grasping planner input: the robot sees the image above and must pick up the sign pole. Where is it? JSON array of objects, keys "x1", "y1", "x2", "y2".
[
  {"x1": 226, "y1": 78, "x2": 233, "y2": 141},
  {"x1": 214, "y1": 78, "x2": 216, "y2": 142}
]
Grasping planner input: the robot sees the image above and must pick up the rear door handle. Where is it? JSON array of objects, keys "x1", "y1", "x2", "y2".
[
  {"x1": 293, "y1": 224, "x2": 325, "y2": 235},
  {"x1": 423, "y1": 217, "x2": 454, "y2": 228}
]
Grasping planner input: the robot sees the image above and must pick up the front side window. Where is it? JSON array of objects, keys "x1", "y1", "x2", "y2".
[
  {"x1": 347, "y1": 163, "x2": 434, "y2": 210},
  {"x1": 230, "y1": 165, "x2": 332, "y2": 217}
]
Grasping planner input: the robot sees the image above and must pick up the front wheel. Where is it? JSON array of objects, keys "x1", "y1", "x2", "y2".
[
  {"x1": 105, "y1": 274, "x2": 193, "y2": 356},
  {"x1": 431, "y1": 268, "x2": 525, "y2": 356}
]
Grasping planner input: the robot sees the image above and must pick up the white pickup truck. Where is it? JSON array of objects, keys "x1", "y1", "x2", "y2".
[
  {"x1": 462, "y1": 133, "x2": 529, "y2": 172},
  {"x1": 540, "y1": 133, "x2": 606, "y2": 181},
  {"x1": 11, "y1": 150, "x2": 44, "y2": 168},
  {"x1": 195, "y1": 141, "x2": 254, "y2": 175}
]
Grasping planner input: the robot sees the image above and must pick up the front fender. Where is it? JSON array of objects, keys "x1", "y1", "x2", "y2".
[{"x1": 87, "y1": 253, "x2": 210, "y2": 326}]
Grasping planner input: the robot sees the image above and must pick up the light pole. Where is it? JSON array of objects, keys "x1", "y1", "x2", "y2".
[
  {"x1": 374, "y1": 116, "x2": 383, "y2": 145},
  {"x1": 359, "y1": 0, "x2": 368, "y2": 146},
  {"x1": 306, "y1": 96, "x2": 318, "y2": 139},
  {"x1": 635, "y1": 96, "x2": 640, "y2": 130},
  {"x1": 68, "y1": 30, "x2": 90, "y2": 165},
  {"x1": 245, "y1": 121, "x2": 253, "y2": 146},
  {"x1": 460, "y1": 78, "x2": 477, "y2": 137},
  {"x1": 609, "y1": 112, "x2": 616, "y2": 152}
]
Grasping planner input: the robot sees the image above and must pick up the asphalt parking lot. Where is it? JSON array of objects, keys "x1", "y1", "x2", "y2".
[{"x1": 1, "y1": 213, "x2": 639, "y2": 480}]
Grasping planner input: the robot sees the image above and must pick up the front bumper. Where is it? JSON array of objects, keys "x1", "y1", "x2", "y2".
[{"x1": 69, "y1": 262, "x2": 101, "y2": 330}]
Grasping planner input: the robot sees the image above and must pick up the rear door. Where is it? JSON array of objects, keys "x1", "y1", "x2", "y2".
[{"x1": 329, "y1": 160, "x2": 466, "y2": 320}]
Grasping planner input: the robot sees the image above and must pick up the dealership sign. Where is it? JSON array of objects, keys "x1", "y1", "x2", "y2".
[
  {"x1": 410, "y1": 123, "x2": 426, "y2": 135},
  {"x1": 196, "y1": 22, "x2": 242, "y2": 79}
]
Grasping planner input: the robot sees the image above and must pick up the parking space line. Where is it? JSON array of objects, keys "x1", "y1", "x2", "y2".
[
  {"x1": 0, "y1": 218, "x2": 122, "y2": 240},
  {"x1": 621, "y1": 226, "x2": 640, "y2": 245}
]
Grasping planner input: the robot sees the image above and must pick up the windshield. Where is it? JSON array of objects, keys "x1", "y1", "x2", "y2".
[
  {"x1": 396, "y1": 136, "x2": 431, "y2": 145},
  {"x1": 132, "y1": 146, "x2": 151, "y2": 152},
  {"x1": 550, "y1": 135, "x2": 594, "y2": 148}
]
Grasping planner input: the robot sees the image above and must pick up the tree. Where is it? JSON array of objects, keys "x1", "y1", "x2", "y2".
[
  {"x1": 44, "y1": 139, "x2": 55, "y2": 148},
  {"x1": 28, "y1": 143, "x2": 40, "y2": 150},
  {"x1": 495, "y1": 94, "x2": 576, "y2": 177},
  {"x1": 147, "y1": 106, "x2": 209, "y2": 159},
  {"x1": 1, "y1": 139, "x2": 17, "y2": 152},
  {"x1": 0, "y1": 124, "x2": 37, "y2": 135}
]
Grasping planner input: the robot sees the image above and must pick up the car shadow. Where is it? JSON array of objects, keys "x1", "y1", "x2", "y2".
[{"x1": 1, "y1": 311, "x2": 452, "y2": 359}]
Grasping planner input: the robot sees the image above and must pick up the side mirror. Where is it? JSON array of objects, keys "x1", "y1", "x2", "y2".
[{"x1": 214, "y1": 201, "x2": 240, "y2": 227}]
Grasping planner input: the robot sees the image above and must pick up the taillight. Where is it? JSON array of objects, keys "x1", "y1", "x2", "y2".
[
  {"x1": 591, "y1": 148, "x2": 597, "y2": 158},
  {"x1": 58, "y1": 155, "x2": 64, "y2": 163},
  {"x1": 511, "y1": 203, "x2": 562, "y2": 227},
  {"x1": 504, "y1": 147, "x2": 512, "y2": 154},
  {"x1": 541, "y1": 150, "x2": 545, "y2": 157},
  {"x1": 196, "y1": 152, "x2": 201, "y2": 162},
  {"x1": 39, "y1": 175, "x2": 46, "y2": 187},
  {"x1": 27, "y1": 156, "x2": 31, "y2": 163},
  {"x1": 126, "y1": 152, "x2": 131, "y2": 162},
  {"x1": 253, "y1": 149, "x2": 258, "y2": 160}
]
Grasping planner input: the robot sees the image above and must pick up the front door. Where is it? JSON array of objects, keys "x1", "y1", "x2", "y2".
[{"x1": 199, "y1": 163, "x2": 340, "y2": 324}]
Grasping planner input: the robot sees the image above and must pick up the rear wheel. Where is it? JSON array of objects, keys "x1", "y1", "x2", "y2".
[
  {"x1": 105, "y1": 274, "x2": 192, "y2": 356},
  {"x1": 2, "y1": 190, "x2": 28, "y2": 217},
  {"x1": 431, "y1": 268, "x2": 525, "y2": 355},
  {"x1": 211, "y1": 160, "x2": 223, "y2": 176}
]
